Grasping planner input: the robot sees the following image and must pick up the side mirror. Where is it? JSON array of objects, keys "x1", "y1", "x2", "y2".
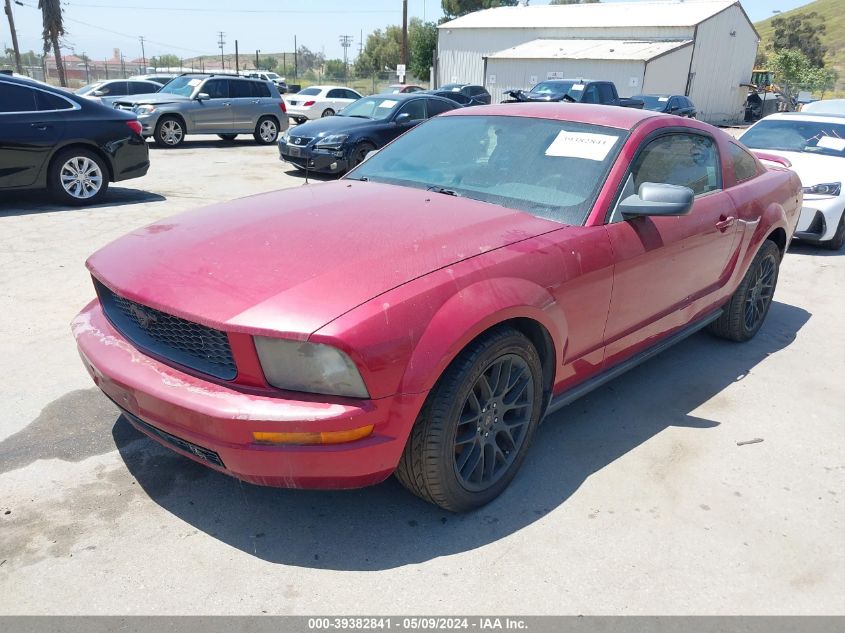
[
  {"x1": 92, "y1": 90, "x2": 106, "y2": 97},
  {"x1": 196, "y1": 92, "x2": 210, "y2": 101},
  {"x1": 619, "y1": 182, "x2": 694, "y2": 218},
  {"x1": 669, "y1": 105, "x2": 679, "y2": 112},
  {"x1": 395, "y1": 112, "x2": 412, "y2": 124}
]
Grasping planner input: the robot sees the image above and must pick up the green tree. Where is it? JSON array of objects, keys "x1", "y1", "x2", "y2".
[
  {"x1": 409, "y1": 19, "x2": 437, "y2": 79},
  {"x1": 770, "y1": 12, "x2": 826, "y2": 68},
  {"x1": 38, "y1": 0, "x2": 66, "y2": 86},
  {"x1": 441, "y1": 0, "x2": 518, "y2": 20},
  {"x1": 355, "y1": 25, "x2": 402, "y2": 74},
  {"x1": 768, "y1": 48, "x2": 835, "y2": 98},
  {"x1": 549, "y1": 0, "x2": 600, "y2": 4},
  {"x1": 296, "y1": 45, "x2": 325, "y2": 73},
  {"x1": 156, "y1": 54, "x2": 180, "y2": 68},
  {"x1": 325, "y1": 58, "x2": 346, "y2": 80},
  {"x1": 259, "y1": 55, "x2": 278, "y2": 71}
]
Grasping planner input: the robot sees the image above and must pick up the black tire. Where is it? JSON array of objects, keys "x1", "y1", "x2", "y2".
[
  {"x1": 47, "y1": 148, "x2": 109, "y2": 206},
  {"x1": 218, "y1": 133, "x2": 238, "y2": 141},
  {"x1": 708, "y1": 240, "x2": 781, "y2": 342},
  {"x1": 821, "y1": 213, "x2": 845, "y2": 251},
  {"x1": 349, "y1": 141, "x2": 375, "y2": 170},
  {"x1": 254, "y1": 116, "x2": 279, "y2": 145},
  {"x1": 153, "y1": 116, "x2": 185, "y2": 147},
  {"x1": 395, "y1": 326, "x2": 544, "y2": 512},
  {"x1": 321, "y1": 108, "x2": 335, "y2": 118}
]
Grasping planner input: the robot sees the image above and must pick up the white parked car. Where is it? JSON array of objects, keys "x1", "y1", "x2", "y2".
[
  {"x1": 800, "y1": 99, "x2": 845, "y2": 115},
  {"x1": 740, "y1": 112, "x2": 845, "y2": 250},
  {"x1": 285, "y1": 85, "x2": 362, "y2": 123}
]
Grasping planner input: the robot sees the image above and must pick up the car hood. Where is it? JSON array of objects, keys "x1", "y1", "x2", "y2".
[
  {"x1": 749, "y1": 149, "x2": 845, "y2": 186},
  {"x1": 288, "y1": 116, "x2": 378, "y2": 137},
  {"x1": 114, "y1": 92, "x2": 188, "y2": 106},
  {"x1": 87, "y1": 181, "x2": 562, "y2": 337}
]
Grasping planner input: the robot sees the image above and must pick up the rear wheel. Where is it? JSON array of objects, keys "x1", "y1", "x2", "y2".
[
  {"x1": 218, "y1": 133, "x2": 238, "y2": 141},
  {"x1": 48, "y1": 148, "x2": 109, "y2": 206},
  {"x1": 254, "y1": 116, "x2": 279, "y2": 144},
  {"x1": 821, "y1": 213, "x2": 845, "y2": 251},
  {"x1": 321, "y1": 108, "x2": 335, "y2": 117},
  {"x1": 395, "y1": 327, "x2": 544, "y2": 512},
  {"x1": 708, "y1": 240, "x2": 780, "y2": 341},
  {"x1": 154, "y1": 116, "x2": 185, "y2": 147}
]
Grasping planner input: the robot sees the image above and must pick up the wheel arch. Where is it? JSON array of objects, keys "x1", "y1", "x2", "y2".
[
  {"x1": 157, "y1": 111, "x2": 188, "y2": 134},
  {"x1": 47, "y1": 141, "x2": 115, "y2": 182},
  {"x1": 396, "y1": 277, "x2": 565, "y2": 410}
]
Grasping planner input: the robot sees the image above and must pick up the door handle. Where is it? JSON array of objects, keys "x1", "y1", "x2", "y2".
[
  {"x1": 30, "y1": 122, "x2": 50, "y2": 130},
  {"x1": 715, "y1": 216, "x2": 736, "y2": 231},
  {"x1": 251, "y1": 99, "x2": 261, "y2": 104},
  {"x1": 222, "y1": 102, "x2": 231, "y2": 107}
]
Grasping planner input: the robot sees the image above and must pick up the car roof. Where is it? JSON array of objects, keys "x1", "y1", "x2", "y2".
[
  {"x1": 441, "y1": 102, "x2": 663, "y2": 130},
  {"x1": 371, "y1": 92, "x2": 437, "y2": 101},
  {"x1": 760, "y1": 111, "x2": 845, "y2": 123}
]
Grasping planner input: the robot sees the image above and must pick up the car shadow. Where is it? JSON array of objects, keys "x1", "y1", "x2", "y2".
[
  {"x1": 0, "y1": 187, "x2": 166, "y2": 217},
  {"x1": 788, "y1": 241, "x2": 843, "y2": 257},
  {"x1": 115, "y1": 300, "x2": 809, "y2": 570},
  {"x1": 148, "y1": 139, "x2": 272, "y2": 150}
]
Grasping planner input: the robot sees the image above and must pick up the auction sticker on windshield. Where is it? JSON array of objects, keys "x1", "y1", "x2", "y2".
[
  {"x1": 545, "y1": 131, "x2": 617, "y2": 161},
  {"x1": 817, "y1": 136, "x2": 845, "y2": 152}
]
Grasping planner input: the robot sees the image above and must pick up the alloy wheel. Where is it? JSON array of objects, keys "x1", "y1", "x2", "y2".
[
  {"x1": 59, "y1": 156, "x2": 103, "y2": 200},
  {"x1": 160, "y1": 120, "x2": 183, "y2": 145},
  {"x1": 259, "y1": 119, "x2": 277, "y2": 142},
  {"x1": 744, "y1": 252, "x2": 776, "y2": 331},
  {"x1": 453, "y1": 354, "x2": 535, "y2": 491}
]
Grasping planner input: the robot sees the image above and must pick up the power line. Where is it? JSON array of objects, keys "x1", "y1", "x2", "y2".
[{"x1": 65, "y1": 2, "x2": 398, "y2": 14}]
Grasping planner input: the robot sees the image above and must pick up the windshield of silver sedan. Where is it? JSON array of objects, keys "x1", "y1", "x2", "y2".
[{"x1": 346, "y1": 115, "x2": 624, "y2": 224}]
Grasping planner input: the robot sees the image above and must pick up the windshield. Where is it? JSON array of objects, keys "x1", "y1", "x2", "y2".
[
  {"x1": 531, "y1": 81, "x2": 576, "y2": 95},
  {"x1": 339, "y1": 96, "x2": 398, "y2": 120},
  {"x1": 158, "y1": 76, "x2": 201, "y2": 96},
  {"x1": 266, "y1": 73, "x2": 279, "y2": 80},
  {"x1": 440, "y1": 83, "x2": 463, "y2": 92},
  {"x1": 740, "y1": 119, "x2": 845, "y2": 158},
  {"x1": 637, "y1": 95, "x2": 670, "y2": 111},
  {"x1": 347, "y1": 115, "x2": 624, "y2": 225},
  {"x1": 75, "y1": 83, "x2": 103, "y2": 96}
]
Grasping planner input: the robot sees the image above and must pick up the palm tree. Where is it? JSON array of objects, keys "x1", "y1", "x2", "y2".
[{"x1": 38, "y1": 0, "x2": 66, "y2": 87}]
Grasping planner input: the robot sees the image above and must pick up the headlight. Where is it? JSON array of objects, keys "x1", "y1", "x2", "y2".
[
  {"x1": 315, "y1": 134, "x2": 349, "y2": 149},
  {"x1": 802, "y1": 182, "x2": 841, "y2": 196},
  {"x1": 135, "y1": 104, "x2": 156, "y2": 115},
  {"x1": 254, "y1": 337, "x2": 369, "y2": 398}
]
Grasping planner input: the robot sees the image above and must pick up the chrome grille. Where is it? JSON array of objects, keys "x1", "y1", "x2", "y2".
[
  {"x1": 96, "y1": 280, "x2": 237, "y2": 380},
  {"x1": 289, "y1": 136, "x2": 313, "y2": 146}
]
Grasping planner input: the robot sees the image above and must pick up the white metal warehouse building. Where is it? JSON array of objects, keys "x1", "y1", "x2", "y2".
[{"x1": 436, "y1": 0, "x2": 759, "y2": 124}]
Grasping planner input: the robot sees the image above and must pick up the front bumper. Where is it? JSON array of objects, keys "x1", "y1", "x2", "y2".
[
  {"x1": 135, "y1": 112, "x2": 159, "y2": 138},
  {"x1": 794, "y1": 196, "x2": 845, "y2": 242},
  {"x1": 278, "y1": 140, "x2": 349, "y2": 174},
  {"x1": 72, "y1": 299, "x2": 427, "y2": 489}
]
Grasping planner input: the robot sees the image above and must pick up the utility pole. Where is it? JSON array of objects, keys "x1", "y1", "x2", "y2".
[
  {"x1": 339, "y1": 34, "x2": 352, "y2": 85},
  {"x1": 83, "y1": 52, "x2": 89, "y2": 83},
  {"x1": 217, "y1": 31, "x2": 225, "y2": 70},
  {"x1": 3, "y1": 0, "x2": 22, "y2": 74},
  {"x1": 294, "y1": 35, "x2": 297, "y2": 80},
  {"x1": 255, "y1": 49, "x2": 259, "y2": 70},
  {"x1": 138, "y1": 36, "x2": 146, "y2": 70},
  {"x1": 401, "y1": 0, "x2": 408, "y2": 67},
  {"x1": 234, "y1": 39, "x2": 239, "y2": 74}
]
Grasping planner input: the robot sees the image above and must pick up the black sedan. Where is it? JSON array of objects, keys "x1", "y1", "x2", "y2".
[
  {"x1": 634, "y1": 94, "x2": 697, "y2": 118},
  {"x1": 0, "y1": 75, "x2": 149, "y2": 205},
  {"x1": 424, "y1": 89, "x2": 488, "y2": 107},
  {"x1": 278, "y1": 93, "x2": 458, "y2": 175},
  {"x1": 438, "y1": 83, "x2": 491, "y2": 105}
]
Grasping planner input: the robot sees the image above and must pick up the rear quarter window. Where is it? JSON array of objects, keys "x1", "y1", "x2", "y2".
[{"x1": 729, "y1": 143, "x2": 760, "y2": 183}]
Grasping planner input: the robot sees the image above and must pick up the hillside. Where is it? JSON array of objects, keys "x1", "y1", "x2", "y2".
[{"x1": 754, "y1": 0, "x2": 845, "y2": 92}]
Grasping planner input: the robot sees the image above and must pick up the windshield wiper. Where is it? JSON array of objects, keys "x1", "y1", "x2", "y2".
[
  {"x1": 346, "y1": 176, "x2": 369, "y2": 181},
  {"x1": 426, "y1": 185, "x2": 459, "y2": 196}
]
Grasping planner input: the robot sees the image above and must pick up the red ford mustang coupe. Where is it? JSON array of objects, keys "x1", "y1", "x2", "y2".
[{"x1": 73, "y1": 104, "x2": 801, "y2": 511}]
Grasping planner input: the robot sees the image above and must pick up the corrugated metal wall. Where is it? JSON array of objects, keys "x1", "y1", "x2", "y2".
[
  {"x1": 642, "y1": 47, "x2": 693, "y2": 95},
  {"x1": 438, "y1": 25, "x2": 695, "y2": 87},
  {"x1": 687, "y1": 5, "x2": 758, "y2": 124},
  {"x1": 484, "y1": 58, "x2": 646, "y2": 103}
]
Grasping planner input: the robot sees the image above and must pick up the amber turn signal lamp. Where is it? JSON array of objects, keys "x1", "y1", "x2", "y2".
[{"x1": 253, "y1": 425, "x2": 374, "y2": 446}]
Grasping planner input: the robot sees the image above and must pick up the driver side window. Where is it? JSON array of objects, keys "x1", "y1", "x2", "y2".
[
  {"x1": 608, "y1": 133, "x2": 721, "y2": 223},
  {"x1": 396, "y1": 99, "x2": 426, "y2": 122}
]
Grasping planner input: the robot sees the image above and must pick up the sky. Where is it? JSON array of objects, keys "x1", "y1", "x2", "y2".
[{"x1": 4, "y1": 0, "x2": 816, "y2": 63}]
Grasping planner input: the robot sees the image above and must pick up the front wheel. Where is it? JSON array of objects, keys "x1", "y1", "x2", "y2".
[
  {"x1": 708, "y1": 240, "x2": 781, "y2": 341},
  {"x1": 254, "y1": 116, "x2": 279, "y2": 144},
  {"x1": 48, "y1": 148, "x2": 109, "y2": 206},
  {"x1": 395, "y1": 327, "x2": 544, "y2": 512},
  {"x1": 154, "y1": 116, "x2": 185, "y2": 147},
  {"x1": 348, "y1": 142, "x2": 375, "y2": 170},
  {"x1": 821, "y1": 212, "x2": 845, "y2": 251}
]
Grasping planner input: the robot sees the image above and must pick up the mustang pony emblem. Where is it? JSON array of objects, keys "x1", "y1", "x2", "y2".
[{"x1": 129, "y1": 305, "x2": 158, "y2": 329}]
